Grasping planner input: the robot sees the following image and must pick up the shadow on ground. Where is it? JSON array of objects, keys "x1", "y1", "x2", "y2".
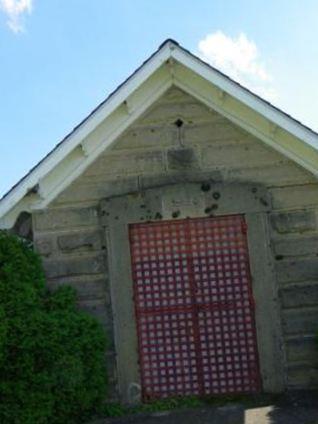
[{"x1": 91, "y1": 391, "x2": 318, "y2": 424}]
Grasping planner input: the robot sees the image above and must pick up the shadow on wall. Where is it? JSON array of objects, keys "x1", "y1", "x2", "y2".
[{"x1": 12, "y1": 211, "x2": 33, "y2": 241}]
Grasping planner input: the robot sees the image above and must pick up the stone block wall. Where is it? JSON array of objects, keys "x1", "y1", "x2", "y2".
[
  {"x1": 32, "y1": 87, "x2": 318, "y2": 396},
  {"x1": 32, "y1": 207, "x2": 118, "y2": 398},
  {"x1": 270, "y1": 195, "x2": 318, "y2": 388}
]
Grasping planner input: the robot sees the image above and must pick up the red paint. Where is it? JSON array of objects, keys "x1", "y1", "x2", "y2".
[{"x1": 129, "y1": 215, "x2": 261, "y2": 400}]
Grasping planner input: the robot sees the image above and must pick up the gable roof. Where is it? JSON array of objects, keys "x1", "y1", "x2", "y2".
[{"x1": 1, "y1": 38, "x2": 318, "y2": 229}]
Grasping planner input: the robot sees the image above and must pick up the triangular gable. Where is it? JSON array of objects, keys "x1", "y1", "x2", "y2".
[{"x1": 1, "y1": 39, "x2": 318, "y2": 228}]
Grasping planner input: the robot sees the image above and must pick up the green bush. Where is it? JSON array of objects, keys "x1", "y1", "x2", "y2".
[{"x1": 0, "y1": 231, "x2": 108, "y2": 423}]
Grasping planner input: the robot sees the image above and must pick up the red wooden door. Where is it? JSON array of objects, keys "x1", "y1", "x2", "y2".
[{"x1": 129, "y1": 215, "x2": 261, "y2": 400}]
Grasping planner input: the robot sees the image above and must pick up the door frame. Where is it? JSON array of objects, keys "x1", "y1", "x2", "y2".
[{"x1": 100, "y1": 182, "x2": 285, "y2": 403}]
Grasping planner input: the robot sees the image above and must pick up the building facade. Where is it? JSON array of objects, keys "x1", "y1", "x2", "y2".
[{"x1": 1, "y1": 41, "x2": 318, "y2": 403}]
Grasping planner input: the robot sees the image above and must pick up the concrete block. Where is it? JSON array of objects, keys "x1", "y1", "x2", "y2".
[
  {"x1": 287, "y1": 364, "x2": 318, "y2": 388},
  {"x1": 34, "y1": 237, "x2": 54, "y2": 257},
  {"x1": 274, "y1": 235, "x2": 318, "y2": 257},
  {"x1": 276, "y1": 258, "x2": 318, "y2": 283},
  {"x1": 285, "y1": 336, "x2": 317, "y2": 362},
  {"x1": 46, "y1": 277, "x2": 108, "y2": 301},
  {"x1": 113, "y1": 125, "x2": 174, "y2": 150},
  {"x1": 84, "y1": 150, "x2": 164, "y2": 177},
  {"x1": 225, "y1": 163, "x2": 315, "y2": 187},
  {"x1": 140, "y1": 170, "x2": 223, "y2": 190},
  {"x1": 270, "y1": 184, "x2": 318, "y2": 210},
  {"x1": 282, "y1": 308, "x2": 318, "y2": 335},
  {"x1": 43, "y1": 254, "x2": 106, "y2": 279},
  {"x1": 271, "y1": 211, "x2": 316, "y2": 234},
  {"x1": 34, "y1": 207, "x2": 98, "y2": 231},
  {"x1": 101, "y1": 182, "x2": 271, "y2": 226},
  {"x1": 166, "y1": 147, "x2": 198, "y2": 170},
  {"x1": 58, "y1": 230, "x2": 102, "y2": 253},
  {"x1": 105, "y1": 351, "x2": 118, "y2": 381},
  {"x1": 201, "y1": 142, "x2": 285, "y2": 170},
  {"x1": 78, "y1": 299, "x2": 113, "y2": 331},
  {"x1": 184, "y1": 121, "x2": 246, "y2": 145},
  {"x1": 280, "y1": 283, "x2": 318, "y2": 307},
  {"x1": 56, "y1": 178, "x2": 139, "y2": 204}
]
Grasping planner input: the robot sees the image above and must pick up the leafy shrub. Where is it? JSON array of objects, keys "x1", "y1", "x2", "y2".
[{"x1": 0, "y1": 231, "x2": 107, "y2": 423}]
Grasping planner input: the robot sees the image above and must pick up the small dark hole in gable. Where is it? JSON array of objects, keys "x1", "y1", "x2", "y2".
[{"x1": 174, "y1": 119, "x2": 184, "y2": 128}]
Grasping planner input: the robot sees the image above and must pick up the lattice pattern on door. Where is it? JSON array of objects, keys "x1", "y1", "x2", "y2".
[{"x1": 129, "y1": 215, "x2": 261, "y2": 400}]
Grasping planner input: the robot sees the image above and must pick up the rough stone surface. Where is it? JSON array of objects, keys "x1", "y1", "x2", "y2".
[
  {"x1": 34, "y1": 207, "x2": 99, "y2": 231},
  {"x1": 31, "y1": 88, "x2": 318, "y2": 399},
  {"x1": 83, "y1": 150, "x2": 164, "y2": 177},
  {"x1": 276, "y1": 259, "x2": 318, "y2": 283},
  {"x1": 273, "y1": 235, "x2": 318, "y2": 256},
  {"x1": 270, "y1": 184, "x2": 318, "y2": 210},
  {"x1": 46, "y1": 277, "x2": 108, "y2": 301},
  {"x1": 43, "y1": 254, "x2": 106, "y2": 279},
  {"x1": 166, "y1": 147, "x2": 198, "y2": 170},
  {"x1": 78, "y1": 299, "x2": 113, "y2": 332},
  {"x1": 58, "y1": 230, "x2": 102, "y2": 253},
  {"x1": 270, "y1": 211, "x2": 316, "y2": 234},
  {"x1": 34, "y1": 237, "x2": 54, "y2": 257},
  {"x1": 282, "y1": 308, "x2": 318, "y2": 335},
  {"x1": 280, "y1": 283, "x2": 318, "y2": 308},
  {"x1": 285, "y1": 335, "x2": 317, "y2": 362},
  {"x1": 140, "y1": 171, "x2": 223, "y2": 190},
  {"x1": 287, "y1": 364, "x2": 318, "y2": 388}
]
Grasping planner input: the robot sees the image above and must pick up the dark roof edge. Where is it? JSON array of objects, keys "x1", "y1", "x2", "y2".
[{"x1": 158, "y1": 38, "x2": 180, "y2": 49}]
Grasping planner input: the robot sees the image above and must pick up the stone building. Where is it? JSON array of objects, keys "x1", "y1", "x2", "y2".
[{"x1": 1, "y1": 40, "x2": 318, "y2": 403}]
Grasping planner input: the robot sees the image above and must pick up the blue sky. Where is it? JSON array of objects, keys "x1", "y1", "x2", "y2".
[{"x1": 1, "y1": 0, "x2": 318, "y2": 197}]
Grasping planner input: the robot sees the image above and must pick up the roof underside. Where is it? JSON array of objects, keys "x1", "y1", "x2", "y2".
[{"x1": 1, "y1": 39, "x2": 318, "y2": 229}]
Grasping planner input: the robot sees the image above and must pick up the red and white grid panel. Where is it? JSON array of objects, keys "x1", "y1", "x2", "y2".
[{"x1": 129, "y1": 215, "x2": 261, "y2": 400}]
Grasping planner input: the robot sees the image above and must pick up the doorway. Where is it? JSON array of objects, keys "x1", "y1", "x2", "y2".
[{"x1": 129, "y1": 215, "x2": 261, "y2": 400}]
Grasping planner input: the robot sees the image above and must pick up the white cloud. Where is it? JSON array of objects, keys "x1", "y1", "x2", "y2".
[
  {"x1": 0, "y1": 0, "x2": 32, "y2": 33},
  {"x1": 198, "y1": 31, "x2": 277, "y2": 102}
]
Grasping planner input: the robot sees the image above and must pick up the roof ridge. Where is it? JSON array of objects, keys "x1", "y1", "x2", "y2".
[{"x1": 158, "y1": 38, "x2": 180, "y2": 49}]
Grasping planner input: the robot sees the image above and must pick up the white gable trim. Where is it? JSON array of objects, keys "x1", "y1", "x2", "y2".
[
  {"x1": 171, "y1": 47, "x2": 318, "y2": 150},
  {"x1": 172, "y1": 61, "x2": 318, "y2": 177},
  {"x1": 1, "y1": 40, "x2": 318, "y2": 228},
  {"x1": 0, "y1": 43, "x2": 173, "y2": 228},
  {"x1": 37, "y1": 76, "x2": 172, "y2": 209}
]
